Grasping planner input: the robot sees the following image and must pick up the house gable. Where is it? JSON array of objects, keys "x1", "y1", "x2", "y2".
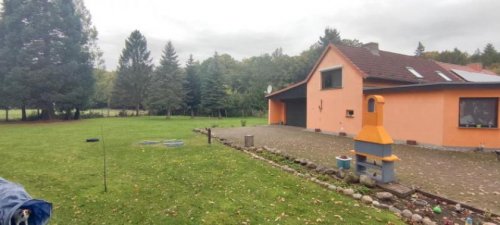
[{"x1": 306, "y1": 45, "x2": 365, "y2": 135}]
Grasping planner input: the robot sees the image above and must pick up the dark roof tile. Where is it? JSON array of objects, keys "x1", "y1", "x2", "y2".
[{"x1": 335, "y1": 45, "x2": 463, "y2": 83}]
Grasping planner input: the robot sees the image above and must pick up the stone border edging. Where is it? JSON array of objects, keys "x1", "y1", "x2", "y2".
[{"x1": 192, "y1": 128, "x2": 499, "y2": 225}]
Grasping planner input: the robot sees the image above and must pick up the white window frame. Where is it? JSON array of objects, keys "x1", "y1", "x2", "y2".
[
  {"x1": 406, "y1": 67, "x2": 423, "y2": 78},
  {"x1": 436, "y1": 71, "x2": 452, "y2": 81}
]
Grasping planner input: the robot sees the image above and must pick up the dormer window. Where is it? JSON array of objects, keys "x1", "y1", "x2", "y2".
[
  {"x1": 436, "y1": 71, "x2": 452, "y2": 81},
  {"x1": 406, "y1": 67, "x2": 423, "y2": 78}
]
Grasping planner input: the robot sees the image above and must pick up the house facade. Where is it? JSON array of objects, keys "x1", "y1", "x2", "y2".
[{"x1": 267, "y1": 43, "x2": 500, "y2": 149}]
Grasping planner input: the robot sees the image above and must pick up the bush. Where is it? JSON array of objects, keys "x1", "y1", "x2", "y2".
[
  {"x1": 80, "y1": 112, "x2": 104, "y2": 119},
  {"x1": 240, "y1": 120, "x2": 247, "y2": 127},
  {"x1": 118, "y1": 110, "x2": 128, "y2": 117}
]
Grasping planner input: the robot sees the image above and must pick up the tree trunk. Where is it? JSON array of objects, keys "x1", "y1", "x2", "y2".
[
  {"x1": 5, "y1": 108, "x2": 8, "y2": 122},
  {"x1": 218, "y1": 109, "x2": 222, "y2": 119},
  {"x1": 166, "y1": 108, "x2": 171, "y2": 119},
  {"x1": 63, "y1": 109, "x2": 71, "y2": 120},
  {"x1": 74, "y1": 108, "x2": 80, "y2": 120},
  {"x1": 135, "y1": 104, "x2": 139, "y2": 116},
  {"x1": 21, "y1": 105, "x2": 27, "y2": 121},
  {"x1": 41, "y1": 108, "x2": 54, "y2": 120},
  {"x1": 37, "y1": 109, "x2": 40, "y2": 119},
  {"x1": 190, "y1": 109, "x2": 194, "y2": 119},
  {"x1": 107, "y1": 98, "x2": 111, "y2": 117}
]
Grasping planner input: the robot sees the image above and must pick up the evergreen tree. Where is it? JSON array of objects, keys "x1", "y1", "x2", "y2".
[
  {"x1": 0, "y1": 0, "x2": 96, "y2": 120},
  {"x1": 146, "y1": 41, "x2": 184, "y2": 118},
  {"x1": 415, "y1": 42, "x2": 425, "y2": 57},
  {"x1": 469, "y1": 49, "x2": 482, "y2": 63},
  {"x1": 317, "y1": 27, "x2": 342, "y2": 48},
  {"x1": 201, "y1": 52, "x2": 227, "y2": 118},
  {"x1": 112, "y1": 30, "x2": 153, "y2": 116},
  {"x1": 481, "y1": 43, "x2": 498, "y2": 67},
  {"x1": 184, "y1": 55, "x2": 201, "y2": 117},
  {"x1": 53, "y1": 0, "x2": 95, "y2": 120}
]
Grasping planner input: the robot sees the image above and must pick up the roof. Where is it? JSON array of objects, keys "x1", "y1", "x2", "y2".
[
  {"x1": 335, "y1": 45, "x2": 463, "y2": 83},
  {"x1": 266, "y1": 43, "x2": 467, "y2": 98},
  {"x1": 437, "y1": 61, "x2": 498, "y2": 75},
  {"x1": 450, "y1": 69, "x2": 500, "y2": 82},
  {"x1": 364, "y1": 82, "x2": 500, "y2": 94},
  {"x1": 265, "y1": 82, "x2": 306, "y2": 100}
]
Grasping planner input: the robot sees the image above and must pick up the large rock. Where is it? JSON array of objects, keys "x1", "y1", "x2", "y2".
[
  {"x1": 352, "y1": 193, "x2": 362, "y2": 200},
  {"x1": 359, "y1": 175, "x2": 377, "y2": 187},
  {"x1": 423, "y1": 217, "x2": 436, "y2": 225},
  {"x1": 402, "y1": 209, "x2": 413, "y2": 219},
  {"x1": 361, "y1": 195, "x2": 373, "y2": 204},
  {"x1": 411, "y1": 214, "x2": 423, "y2": 223},
  {"x1": 324, "y1": 168, "x2": 336, "y2": 175},
  {"x1": 376, "y1": 192, "x2": 394, "y2": 201},
  {"x1": 306, "y1": 162, "x2": 317, "y2": 169},
  {"x1": 327, "y1": 185, "x2": 337, "y2": 190},
  {"x1": 389, "y1": 206, "x2": 401, "y2": 214},
  {"x1": 343, "y1": 188, "x2": 355, "y2": 196},
  {"x1": 343, "y1": 172, "x2": 360, "y2": 184}
]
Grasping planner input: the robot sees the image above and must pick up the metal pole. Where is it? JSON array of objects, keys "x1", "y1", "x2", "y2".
[{"x1": 101, "y1": 125, "x2": 108, "y2": 192}]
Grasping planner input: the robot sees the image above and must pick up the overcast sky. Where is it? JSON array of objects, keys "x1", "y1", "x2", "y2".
[{"x1": 80, "y1": 0, "x2": 500, "y2": 69}]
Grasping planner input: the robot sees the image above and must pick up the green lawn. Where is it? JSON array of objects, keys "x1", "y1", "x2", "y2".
[
  {"x1": 0, "y1": 108, "x2": 148, "y2": 120},
  {"x1": 0, "y1": 117, "x2": 404, "y2": 224}
]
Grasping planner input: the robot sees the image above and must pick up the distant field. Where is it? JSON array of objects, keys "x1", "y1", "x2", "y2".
[
  {"x1": 0, "y1": 117, "x2": 404, "y2": 224},
  {"x1": 0, "y1": 108, "x2": 148, "y2": 121}
]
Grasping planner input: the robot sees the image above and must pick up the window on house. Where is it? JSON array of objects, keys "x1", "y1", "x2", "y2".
[
  {"x1": 368, "y1": 98, "x2": 375, "y2": 112},
  {"x1": 321, "y1": 68, "x2": 342, "y2": 89},
  {"x1": 346, "y1": 110, "x2": 354, "y2": 118},
  {"x1": 459, "y1": 98, "x2": 498, "y2": 128},
  {"x1": 436, "y1": 71, "x2": 452, "y2": 81},
  {"x1": 406, "y1": 67, "x2": 423, "y2": 78}
]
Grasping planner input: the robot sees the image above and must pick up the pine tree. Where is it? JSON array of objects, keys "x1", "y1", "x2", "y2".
[
  {"x1": 415, "y1": 42, "x2": 425, "y2": 57},
  {"x1": 184, "y1": 54, "x2": 201, "y2": 118},
  {"x1": 146, "y1": 41, "x2": 185, "y2": 118},
  {"x1": 0, "y1": 0, "x2": 96, "y2": 120},
  {"x1": 112, "y1": 30, "x2": 153, "y2": 116},
  {"x1": 52, "y1": 0, "x2": 95, "y2": 120},
  {"x1": 481, "y1": 43, "x2": 498, "y2": 67},
  {"x1": 317, "y1": 27, "x2": 342, "y2": 48},
  {"x1": 201, "y1": 52, "x2": 227, "y2": 118}
]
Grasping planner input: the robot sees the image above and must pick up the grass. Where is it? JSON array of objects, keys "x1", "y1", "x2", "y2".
[
  {"x1": 0, "y1": 108, "x2": 148, "y2": 121},
  {"x1": 0, "y1": 116, "x2": 404, "y2": 224}
]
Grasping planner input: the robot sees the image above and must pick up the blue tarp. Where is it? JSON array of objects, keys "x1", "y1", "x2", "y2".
[{"x1": 0, "y1": 178, "x2": 51, "y2": 225}]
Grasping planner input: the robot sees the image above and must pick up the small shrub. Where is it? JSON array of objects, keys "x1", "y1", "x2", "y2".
[
  {"x1": 26, "y1": 112, "x2": 40, "y2": 121},
  {"x1": 354, "y1": 185, "x2": 372, "y2": 195},
  {"x1": 240, "y1": 120, "x2": 247, "y2": 127},
  {"x1": 80, "y1": 112, "x2": 104, "y2": 119},
  {"x1": 211, "y1": 124, "x2": 219, "y2": 128},
  {"x1": 118, "y1": 110, "x2": 128, "y2": 117}
]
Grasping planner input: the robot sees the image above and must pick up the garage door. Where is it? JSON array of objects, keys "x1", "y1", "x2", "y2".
[{"x1": 285, "y1": 99, "x2": 307, "y2": 127}]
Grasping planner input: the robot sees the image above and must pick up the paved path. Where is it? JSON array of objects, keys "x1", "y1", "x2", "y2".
[{"x1": 213, "y1": 125, "x2": 500, "y2": 214}]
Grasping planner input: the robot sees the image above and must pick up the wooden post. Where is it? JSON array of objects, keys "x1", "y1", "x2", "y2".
[{"x1": 208, "y1": 128, "x2": 212, "y2": 144}]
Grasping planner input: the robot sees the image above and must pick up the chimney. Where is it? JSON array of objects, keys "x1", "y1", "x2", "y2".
[
  {"x1": 467, "y1": 63, "x2": 483, "y2": 71},
  {"x1": 363, "y1": 42, "x2": 379, "y2": 56}
]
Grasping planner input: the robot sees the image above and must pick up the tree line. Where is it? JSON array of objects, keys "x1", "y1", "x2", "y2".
[
  {"x1": 101, "y1": 28, "x2": 363, "y2": 119},
  {"x1": 415, "y1": 42, "x2": 500, "y2": 74},
  {"x1": 2, "y1": 0, "x2": 499, "y2": 121}
]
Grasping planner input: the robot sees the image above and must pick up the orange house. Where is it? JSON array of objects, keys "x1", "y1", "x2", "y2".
[{"x1": 267, "y1": 43, "x2": 500, "y2": 149}]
